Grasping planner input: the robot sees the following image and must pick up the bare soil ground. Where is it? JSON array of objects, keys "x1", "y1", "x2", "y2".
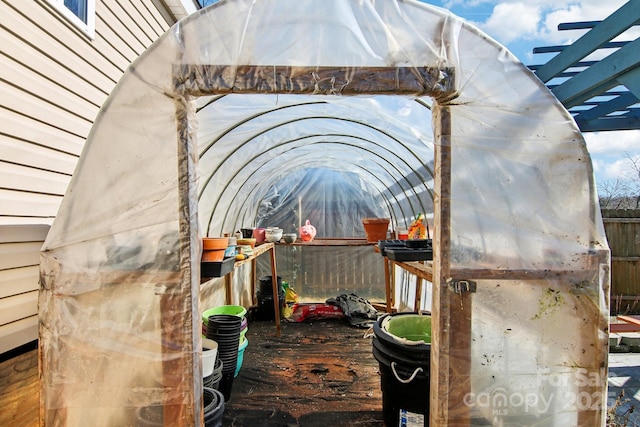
[{"x1": 222, "y1": 318, "x2": 385, "y2": 426}]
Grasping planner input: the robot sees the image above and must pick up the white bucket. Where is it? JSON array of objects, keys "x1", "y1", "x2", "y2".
[{"x1": 202, "y1": 338, "x2": 218, "y2": 377}]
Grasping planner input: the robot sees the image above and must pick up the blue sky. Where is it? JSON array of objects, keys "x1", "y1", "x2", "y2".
[{"x1": 420, "y1": 0, "x2": 640, "y2": 190}]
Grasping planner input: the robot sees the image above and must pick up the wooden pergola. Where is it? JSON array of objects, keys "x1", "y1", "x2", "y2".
[{"x1": 531, "y1": 1, "x2": 640, "y2": 133}]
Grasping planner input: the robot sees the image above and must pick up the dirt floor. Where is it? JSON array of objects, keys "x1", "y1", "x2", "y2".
[{"x1": 222, "y1": 317, "x2": 385, "y2": 426}]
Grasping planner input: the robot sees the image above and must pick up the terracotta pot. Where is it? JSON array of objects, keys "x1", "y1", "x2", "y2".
[
  {"x1": 362, "y1": 218, "x2": 390, "y2": 242},
  {"x1": 203, "y1": 237, "x2": 229, "y2": 250},
  {"x1": 202, "y1": 250, "x2": 225, "y2": 262}
]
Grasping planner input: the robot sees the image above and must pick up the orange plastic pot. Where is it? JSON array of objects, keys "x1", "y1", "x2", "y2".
[{"x1": 203, "y1": 237, "x2": 228, "y2": 250}]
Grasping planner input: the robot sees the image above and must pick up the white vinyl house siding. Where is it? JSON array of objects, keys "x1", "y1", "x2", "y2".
[
  {"x1": 0, "y1": 225, "x2": 49, "y2": 354},
  {"x1": 0, "y1": 0, "x2": 191, "y2": 353},
  {"x1": 0, "y1": 0, "x2": 176, "y2": 225}
]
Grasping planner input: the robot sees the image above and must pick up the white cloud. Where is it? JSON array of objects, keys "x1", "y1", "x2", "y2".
[
  {"x1": 539, "y1": 1, "x2": 628, "y2": 43},
  {"x1": 480, "y1": 3, "x2": 540, "y2": 43},
  {"x1": 472, "y1": 1, "x2": 628, "y2": 46},
  {"x1": 585, "y1": 130, "x2": 640, "y2": 182},
  {"x1": 584, "y1": 130, "x2": 640, "y2": 155},
  {"x1": 594, "y1": 156, "x2": 640, "y2": 182}
]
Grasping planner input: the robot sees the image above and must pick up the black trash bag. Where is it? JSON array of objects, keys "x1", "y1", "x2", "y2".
[{"x1": 326, "y1": 293, "x2": 379, "y2": 328}]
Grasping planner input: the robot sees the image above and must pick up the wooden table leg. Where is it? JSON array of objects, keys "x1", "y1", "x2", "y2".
[
  {"x1": 414, "y1": 275, "x2": 422, "y2": 312},
  {"x1": 384, "y1": 257, "x2": 392, "y2": 313},
  {"x1": 390, "y1": 261, "x2": 396, "y2": 309},
  {"x1": 225, "y1": 271, "x2": 233, "y2": 305},
  {"x1": 269, "y1": 246, "x2": 281, "y2": 337},
  {"x1": 251, "y1": 258, "x2": 257, "y2": 306}
]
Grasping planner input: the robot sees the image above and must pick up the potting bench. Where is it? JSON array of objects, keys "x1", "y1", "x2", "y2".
[
  {"x1": 221, "y1": 242, "x2": 280, "y2": 336},
  {"x1": 375, "y1": 245, "x2": 433, "y2": 313}
]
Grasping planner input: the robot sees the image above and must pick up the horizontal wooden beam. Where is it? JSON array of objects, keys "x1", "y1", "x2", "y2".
[
  {"x1": 173, "y1": 65, "x2": 456, "y2": 99},
  {"x1": 618, "y1": 315, "x2": 640, "y2": 327},
  {"x1": 576, "y1": 111, "x2": 640, "y2": 132},
  {"x1": 384, "y1": 261, "x2": 598, "y2": 283},
  {"x1": 572, "y1": 92, "x2": 639, "y2": 123},
  {"x1": 610, "y1": 323, "x2": 640, "y2": 333},
  {"x1": 557, "y1": 21, "x2": 601, "y2": 31},
  {"x1": 533, "y1": 41, "x2": 628, "y2": 54},
  {"x1": 552, "y1": 38, "x2": 640, "y2": 108}
]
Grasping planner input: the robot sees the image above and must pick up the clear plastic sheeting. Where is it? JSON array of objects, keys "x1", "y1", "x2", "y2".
[
  {"x1": 39, "y1": 0, "x2": 609, "y2": 426},
  {"x1": 196, "y1": 95, "x2": 436, "y2": 236},
  {"x1": 257, "y1": 245, "x2": 386, "y2": 303}
]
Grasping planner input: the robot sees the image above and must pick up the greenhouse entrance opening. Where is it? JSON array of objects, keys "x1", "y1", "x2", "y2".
[{"x1": 187, "y1": 64, "x2": 452, "y2": 309}]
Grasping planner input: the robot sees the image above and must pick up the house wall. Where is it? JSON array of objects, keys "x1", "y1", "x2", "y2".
[
  {"x1": 0, "y1": 0, "x2": 193, "y2": 354},
  {"x1": 0, "y1": 225, "x2": 49, "y2": 354}
]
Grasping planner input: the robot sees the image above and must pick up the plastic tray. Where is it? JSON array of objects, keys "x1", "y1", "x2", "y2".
[
  {"x1": 378, "y1": 240, "x2": 406, "y2": 257},
  {"x1": 385, "y1": 247, "x2": 433, "y2": 262},
  {"x1": 201, "y1": 256, "x2": 235, "y2": 277},
  {"x1": 405, "y1": 239, "x2": 432, "y2": 249}
]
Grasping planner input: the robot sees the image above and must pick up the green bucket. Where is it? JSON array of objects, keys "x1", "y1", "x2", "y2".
[
  {"x1": 384, "y1": 314, "x2": 431, "y2": 344},
  {"x1": 202, "y1": 305, "x2": 247, "y2": 324}
]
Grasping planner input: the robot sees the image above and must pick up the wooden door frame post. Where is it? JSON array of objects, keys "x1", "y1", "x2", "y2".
[{"x1": 431, "y1": 105, "x2": 472, "y2": 426}]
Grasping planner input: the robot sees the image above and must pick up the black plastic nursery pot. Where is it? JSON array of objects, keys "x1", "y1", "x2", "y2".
[
  {"x1": 255, "y1": 291, "x2": 285, "y2": 321},
  {"x1": 204, "y1": 358, "x2": 223, "y2": 389},
  {"x1": 372, "y1": 313, "x2": 431, "y2": 427},
  {"x1": 207, "y1": 314, "x2": 242, "y2": 330},
  {"x1": 134, "y1": 405, "x2": 163, "y2": 427},
  {"x1": 206, "y1": 314, "x2": 240, "y2": 401},
  {"x1": 134, "y1": 404, "x2": 185, "y2": 426},
  {"x1": 203, "y1": 387, "x2": 225, "y2": 427},
  {"x1": 258, "y1": 275, "x2": 282, "y2": 294}
]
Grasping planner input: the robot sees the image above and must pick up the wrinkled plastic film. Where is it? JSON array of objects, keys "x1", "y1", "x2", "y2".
[{"x1": 196, "y1": 95, "x2": 436, "y2": 236}]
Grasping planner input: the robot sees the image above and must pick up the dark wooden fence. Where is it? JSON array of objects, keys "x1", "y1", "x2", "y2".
[{"x1": 603, "y1": 209, "x2": 640, "y2": 314}]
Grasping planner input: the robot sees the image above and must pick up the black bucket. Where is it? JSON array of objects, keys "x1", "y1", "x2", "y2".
[
  {"x1": 373, "y1": 313, "x2": 431, "y2": 359},
  {"x1": 255, "y1": 290, "x2": 285, "y2": 321},
  {"x1": 372, "y1": 313, "x2": 431, "y2": 427},
  {"x1": 206, "y1": 315, "x2": 240, "y2": 401},
  {"x1": 204, "y1": 358, "x2": 223, "y2": 389},
  {"x1": 258, "y1": 275, "x2": 282, "y2": 294},
  {"x1": 203, "y1": 387, "x2": 225, "y2": 427}
]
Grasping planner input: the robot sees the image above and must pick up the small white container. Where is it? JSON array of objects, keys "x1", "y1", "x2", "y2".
[
  {"x1": 265, "y1": 228, "x2": 283, "y2": 242},
  {"x1": 202, "y1": 338, "x2": 218, "y2": 377}
]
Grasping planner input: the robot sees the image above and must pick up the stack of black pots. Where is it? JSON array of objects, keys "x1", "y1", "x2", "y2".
[
  {"x1": 205, "y1": 314, "x2": 241, "y2": 401},
  {"x1": 203, "y1": 358, "x2": 223, "y2": 391},
  {"x1": 203, "y1": 387, "x2": 225, "y2": 427},
  {"x1": 256, "y1": 275, "x2": 285, "y2": 320}
]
